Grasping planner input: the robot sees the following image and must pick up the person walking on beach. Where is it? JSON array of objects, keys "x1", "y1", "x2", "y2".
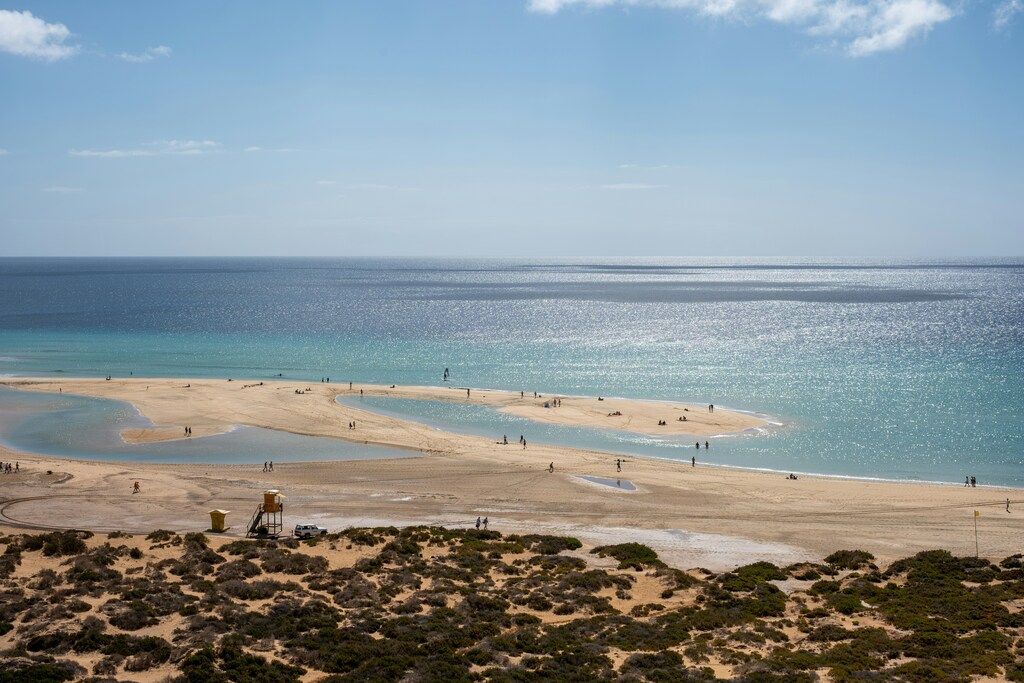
[
  {"x1": 971, "y1": 476, "x2": 976, "y2": 487},
  {"x1": 1007, "y1": 498, "x2": 1011, "y2": 513},
  {"x1": 466, "y1": 388, "x2": 471, "y2": 398},
  {"x1": 269, "y1": 461, "x2": 274, "y2": 472},
  {"x1": 263, "y1": 462, "x2": 268, "y2": 472},
  {"x1": 548, "y1": 462, "x2": 554, "y2": 473},
  {"x1": 965, "y1": 476, "x2": 970, "y2": 487},
  {"x1": 483, "y1": 517, "x2": 489, "y2": 530},
  {"x1": 519, "y1": 435, "x2": 524, "y2": 445},
  {"x1": 503, "y1": 435, "x2": 508, "y2": 445},
  {"x1": 708, "y1": 404, "x2": 714, "y2": 413},
  {"x1": 133, "y1": 481, "x2": 140, "y2": 494},
  {"x1": 691, "y1": 456, "x2": 696, "y2": 467},
  {"x1": 475, "y1": 516, "x2": 481, "y2": 530},
  {"x1": 522, "y1": 438, "x2": 527, "y2": 449},
  {"x1": 616, "y1": 458, "x2": 621, "y2": 472}
]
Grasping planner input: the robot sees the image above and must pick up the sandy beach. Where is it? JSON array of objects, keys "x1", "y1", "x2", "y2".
[{"x1": 0, "y1": 377, "x2": 1020, "y2": 570}]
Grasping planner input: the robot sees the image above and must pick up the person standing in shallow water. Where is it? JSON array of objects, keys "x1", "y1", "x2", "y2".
[{"x1": 692, "y1": 456, "x2": 696, "y2": 467}]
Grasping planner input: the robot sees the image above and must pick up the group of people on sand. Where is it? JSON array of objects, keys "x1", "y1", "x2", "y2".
[
  {"x1": 965, "y1": 475, "x2": 978, "y2": 487},
  {"x1": 348, "y1": 421, "x2": 357, "y2": 430},
  {"x1": 0, "y1": 461, "x2": 18, "y2": 474},
  {"x1": 262, "y1": 461, "x2": 274, "y2": 472},
  {"x1": 183, "y1": 426, "x2": 192, "y2": 437},
  {"x1": 474, "y1": 516, "x2": 489, "y2": 530},
  {"x1": 497, "y1": 434, "x2": 527, "y2": 449},
  {"x1": 319, "y1": 377, "x2": 331, "y2": 383}
]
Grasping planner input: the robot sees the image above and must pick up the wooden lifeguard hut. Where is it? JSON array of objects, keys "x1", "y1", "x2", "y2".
[{"x1": 246, "y1": 490, "x2": 284, "y2": 538}]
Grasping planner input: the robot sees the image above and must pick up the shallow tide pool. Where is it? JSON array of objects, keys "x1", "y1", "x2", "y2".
[{"x1": 0, "y1": 387, "x2": 417, "y2": 464}]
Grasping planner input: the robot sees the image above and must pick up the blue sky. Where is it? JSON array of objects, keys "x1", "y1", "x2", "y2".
[{"x1": 0, "y1": 1, "x2": 1021, "y2": 257}]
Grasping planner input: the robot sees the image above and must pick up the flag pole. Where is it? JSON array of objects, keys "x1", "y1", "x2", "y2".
[{"x1": 974, "y1": 510, "x2": 979, "y2": 558}]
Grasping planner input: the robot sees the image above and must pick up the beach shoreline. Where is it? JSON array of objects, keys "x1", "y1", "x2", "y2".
[{"x1": 0, "y1": 376, "x2": 1020, "y2": 568}]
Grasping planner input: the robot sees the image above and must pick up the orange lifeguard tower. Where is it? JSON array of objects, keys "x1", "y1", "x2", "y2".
[{"x1": 246, "y1": 489, "x2": 284, "y2": 538}]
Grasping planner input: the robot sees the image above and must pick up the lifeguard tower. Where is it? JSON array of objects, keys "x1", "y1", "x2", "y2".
[{"x1": 246, "y1": 490, "x2": 284, "y2": 538}]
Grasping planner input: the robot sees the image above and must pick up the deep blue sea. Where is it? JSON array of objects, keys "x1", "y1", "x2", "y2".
[{"x1": 0, "y1": 257, "x2": 1021, "y2": 485}]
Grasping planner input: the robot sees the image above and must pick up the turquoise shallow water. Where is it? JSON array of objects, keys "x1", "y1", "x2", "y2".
[
  {"x1": 0, "y1": 257, "x2": 1021, "y2": 485},
  {"x1": 0, "y1": 387, "x2": 414, "y2": 464}
]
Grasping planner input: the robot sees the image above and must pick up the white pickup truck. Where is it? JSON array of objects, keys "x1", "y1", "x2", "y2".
[{"x1": 294, "y1": 524, "x2": 328, "y2": 538}]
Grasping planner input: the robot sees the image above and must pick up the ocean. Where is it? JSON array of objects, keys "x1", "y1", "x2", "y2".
[{"x1": 0, "y1": 257, "x2": 1021, "y2": 486}]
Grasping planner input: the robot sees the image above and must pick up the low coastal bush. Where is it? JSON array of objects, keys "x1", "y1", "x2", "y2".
[
  {"x1": 4, "y1": 526, "x2": 1024, "y2": 681},
  {"x1": 21, "y1": 530, "x2": 90, "y2": 557},
  {"x1": 825, "y1": 549, "x2": 876, "y2": 570},
  {"x1": 590, "y1": 542, "x2": 664, "y2": 570}
]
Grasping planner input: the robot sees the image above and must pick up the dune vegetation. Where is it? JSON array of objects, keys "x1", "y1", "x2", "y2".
[{"x1": 1, "y1": 526, "x2": 1022, "y2": 682}]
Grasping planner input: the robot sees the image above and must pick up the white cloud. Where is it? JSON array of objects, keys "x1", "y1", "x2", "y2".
[
  {"x1": 0, "y1": 148, "x2": 8, "y2": 155},
  {"x1": 526, "y1": 0, "x2": 955, "y2": 55},
  {"x1": 117, "y1": 45, "x2": 171, "y2": 63},
  {"x1": 42, "y1": 186, "x2": 83, "y2": 193},
  {"x1": 315, "y1": 180, "x2": 337, "y2": 186},
  {"x1": 994, "y1": 0, "x2": 1022, "y2": 28},
  {"x1": 0, "y1": 9, "x2": 77, "y2": 61},
  {"x1": 245, "y1": 146, "x2": 298, "y2": 153},
  {"x1": 600, "y1": 182, "x2": 666, "y2": 190},
  {"x1": 69, "y1": 140, "x2": 222, "y2": 158},
  {"x1": 847, "y1": 0, "x2": 952, "y2": 54}
]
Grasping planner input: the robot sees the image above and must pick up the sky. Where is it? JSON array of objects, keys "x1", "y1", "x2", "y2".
[{"x1": 0, "y1": 1, "x2": 1021, "y2": 258}]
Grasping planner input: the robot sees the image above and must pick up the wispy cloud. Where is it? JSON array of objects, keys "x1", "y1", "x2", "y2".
[
  {"x1": 244, "y1": 146, "x2": 299, "y2": 153},
  {"x1": 527, "y1": 0, "x2": 954, "y2": 55},
  {"x1": 0, "y1": 148, "x2": 8, "y2": 156},
  {"x1": 315, "y1": 180, "x2": 338, "y2": 186},
  {"x1": 993, "y1": 0, "x2": 1022, "y2": 28},
  {"x1": 0, "y1": 9, "x2": 77, "y2": 61},
  {"x1": 600, "y1": 183, "x2": 666, "y2": 190},
  {"x1": 116, "y1": 45, "x2": 171, "y2": 63},
  {"x1": 42, "y1": 186, "x2": 84, "y2": 193},
  {"x1": 69, "y1": 140, "x2": 222, "y2": 158}
]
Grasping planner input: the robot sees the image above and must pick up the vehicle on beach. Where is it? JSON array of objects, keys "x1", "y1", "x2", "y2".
[{"x1": 294, "y1": 523, "x2": 328, "y2": 538}]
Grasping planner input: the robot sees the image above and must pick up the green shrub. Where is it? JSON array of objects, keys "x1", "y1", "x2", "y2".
[{"x1": 590, "y1": 543, "x2": 664, "y2": 570}]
